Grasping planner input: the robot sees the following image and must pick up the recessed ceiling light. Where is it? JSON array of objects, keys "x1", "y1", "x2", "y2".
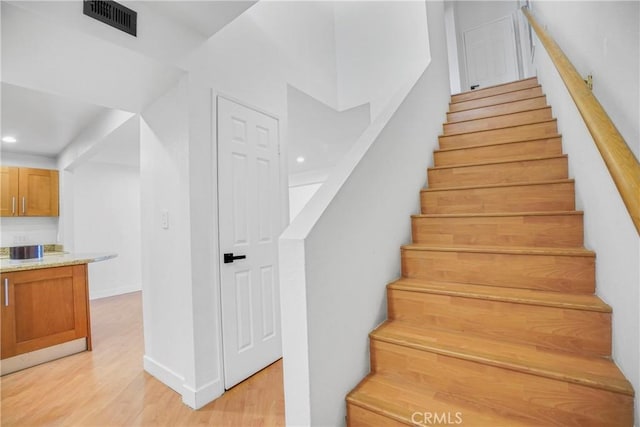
[
  {"x1": 296, "y1": 156, "x2": 305, "y2": 163},
  {"x1": 2, "y1": 136, "x2": 17, "y2": 143}
]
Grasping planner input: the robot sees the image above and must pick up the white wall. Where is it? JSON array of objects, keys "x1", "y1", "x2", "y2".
[
  {"x1": 453, "y1": 1, "x2": 520, "y2": 90},
  {"x1": 530, "y1": 1, "x2": 639, "y2": 160},
  {"x1": 140, "y1": 75, "x2": 225, "y2": 409},
  {"x1": 289, "y1": 183, "x2": 322, "y2": 221},
  {"x1": 334, "y1": 1, "x2": 430, "y2": 118},
  {"x1": 444, "y1": 2, "x2": 462, "y2": 94},
  {"x1": 72, "y1": 161, "x2": 141, "y2": 300},
  {"x1": 279, "y1": 1, "x2": 450, "y2": 425},
  {"x1": 0, "y1": 152, "x2": 59, "y2": 246},
  {"x1": 526, "y1": 2, "x2": 640, "y2": 422}
]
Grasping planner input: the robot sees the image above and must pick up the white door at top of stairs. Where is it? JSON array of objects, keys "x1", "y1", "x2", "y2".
[{"x1": 463, "y1": 15, "x2": 520, "y2": 91}]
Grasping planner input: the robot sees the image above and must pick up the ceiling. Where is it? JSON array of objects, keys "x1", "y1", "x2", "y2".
[
  {"x1": 1, "y1": 83, "x2": 111, "y2": 157},
  {"x1": 0, "y1": 0, "x2": 256, "y2": 165},
  {"x1": 148, "y1": 1, "x2": 257, "y2": 39}
]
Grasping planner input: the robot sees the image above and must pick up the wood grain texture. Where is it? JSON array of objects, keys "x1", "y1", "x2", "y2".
[
  {"x1": 451, "y1": 77, "x2": 539, "y2": 103},
  {"x1": 439, "y1": 120, "x2": 559, "y2": 150},
  {"x1": 387, "y1": 284, "x2": 611, "y2": 356},
  {"x1": 1, "y1": 265, "x2": 89, "y2": 359},
  {"x1": 443, "y1": 107, "x2": 553, "y2": 135},
  {"x1": 370, "y1": 326, "x2": 633, "y2": 426},
  {"x1": 421, "y1": 180, "x2": 576, "y2": 214},
  {"x1": 400, "y1": 245, "x2": 595, "y2": 293},
  {"x1": 0, "y1": 292, "x2": 285, "y2": 427},
  {"x1": 348, "y1": 75, "x2": 635, "y2": 426},
  {"x1": 0, "y1": 166, "x2": 19, "y2": 217},
  {"x1": 411, "y1": 211, "x2": 583, "y2": 247},
  {"x1": 433, "y1": 136, "x2": 563, "y2": 166},
  {"x1": 449, "y1": 86, "x2": 544, "y2": 113},
  {"x1": 447, "y1": 95, "x2": 548, "y2": 123},
  {"x1": 523, "y1": 7, "x2": 640, "y2": 234},
  {"x1": 16, "y1": 167, "x2": 59, "y2": 217},
  {"x1": 427, "y1": 155, "x2": 568, "y2": 188}
]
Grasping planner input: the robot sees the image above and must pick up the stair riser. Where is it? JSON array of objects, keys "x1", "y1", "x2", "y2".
[
  {"x1": 401, "y1": 249, "x2": 595, "y2": 293},
  {"x1": 428, "y1": 156, "x2": 568, "y2": 188},
  {"x1": 421, "y1": 182, "x2": 575, "y2": 214},
  {"x1": 449, "y1": 86, "x2": 544, "y2": 113},
  {"x1": 371, "y1": 340, "x2": 633, "y2": 426},
  {"x1": 451, "y1": 78, "x2": 539, "y2": 103},
  {"x1": 412, "y1": 214, "x2": 584, "y2": 247},
  {"x1": 443, "y1": 108, "x2": 553, "y2": 135},
  {"x1": 347, "y1": 404, "x2": 405, "y2": 427},
  {"x1": 434, "y1": 137, "x2": 563, "y2": 166},
  {"x1": 447, "y1": 96, "x2": 548, "y2": 123},
  {"x1": 439, "y1": 121, "x2": 558, "y2": 150},
  {"x1": 387, "y1": 289, "x2": 611, "y2": 356}
]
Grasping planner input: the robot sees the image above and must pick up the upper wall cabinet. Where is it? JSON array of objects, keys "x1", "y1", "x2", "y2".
[{"x1": 0, "y1": 167, "x2": 59, "y2": 217}]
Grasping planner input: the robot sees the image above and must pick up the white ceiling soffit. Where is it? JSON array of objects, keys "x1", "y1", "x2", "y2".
[
  {"x1": 1, "y1": 1, "x2": 184, "y2": 113},
  {"x1": 0, "y1": 83, "x2": 111, "y2": 157},
  {"x1": 147, "y1": 1, "x2": 258, "y2": 39},
  {"x1": 86, "y1": 115, "x2": 140, "y2": 169}
]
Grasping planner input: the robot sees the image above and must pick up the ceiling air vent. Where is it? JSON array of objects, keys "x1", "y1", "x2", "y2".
[{"x1": 83, "y1": 0, "x2": 137, "y2": 37}]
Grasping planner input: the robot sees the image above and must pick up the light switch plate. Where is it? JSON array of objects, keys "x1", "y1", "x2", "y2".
[{"x1": 160, "y1": 209, "x2": 169, "y2": 229}]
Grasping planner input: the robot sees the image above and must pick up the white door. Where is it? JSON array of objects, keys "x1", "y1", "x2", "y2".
[
  {"x1": 463, "y1": 16, "x2": 520, "y2": 91},
  {"x1": 217, "y1": 96, "x2": 282, "y2": 389}
]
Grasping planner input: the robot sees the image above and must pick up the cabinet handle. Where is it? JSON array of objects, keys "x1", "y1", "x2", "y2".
[
  {"x1": 22, "y1": 197, "x2": 25, "y2": 215},
  {"x1": 11, "y1": 197, "x2": 16, "y2": 215},
  {"x1": 4, "y1": 278, "x2": 8, "y2": 307}
]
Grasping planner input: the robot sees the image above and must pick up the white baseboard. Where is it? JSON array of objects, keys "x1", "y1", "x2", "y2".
[
  {"x1": 182, "y1": 379, "x2": 224, "y2": 409},
  {"x1": 90, "y1": 284, "x2": 142, "y2": 300},
  {"x1": 143, "y1": 355, "x2": 185, "y2": 395}
]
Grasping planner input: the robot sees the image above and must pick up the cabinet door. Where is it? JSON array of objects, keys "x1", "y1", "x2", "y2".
[
  {"x1": 1, "y1": 265, "x2": 89, "y2": 359},
  {"x1": 0, "y1": 167, "x2": 19, "y2": 217},
  {"x1": 17, "y1": 168, "x2": 59, "y2": 216}
]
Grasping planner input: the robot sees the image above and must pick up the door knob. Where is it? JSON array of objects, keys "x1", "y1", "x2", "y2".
[{"x1": 224, "y1": 253, "x2": 247, "y2": 264}]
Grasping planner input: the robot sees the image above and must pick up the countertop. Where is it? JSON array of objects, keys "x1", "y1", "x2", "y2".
[{"x1": 0, "y1": 253, "x2": 117, "y2": 273}]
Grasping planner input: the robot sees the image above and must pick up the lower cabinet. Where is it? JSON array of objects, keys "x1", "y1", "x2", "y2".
[{"x1": 1, "y1": 264, "x2": 91, "y2": 360}]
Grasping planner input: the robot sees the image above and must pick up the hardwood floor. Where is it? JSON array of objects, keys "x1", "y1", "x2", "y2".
[{"x1": 0, "y1": 292, "x2": 285, "y2": 426}]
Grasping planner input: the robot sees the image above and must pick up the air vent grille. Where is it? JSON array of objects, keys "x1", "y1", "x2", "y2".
[{"x1": 83, "y1": 0, "x2": 137, "y2": 37}]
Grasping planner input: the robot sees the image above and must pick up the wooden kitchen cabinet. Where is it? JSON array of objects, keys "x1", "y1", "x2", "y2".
[
  {"x1": 0, "y1": 166, "x2": 59, "y2": 217},
  {"x1": 1, "y1": 265, "x2": 91, "y2": 360}
]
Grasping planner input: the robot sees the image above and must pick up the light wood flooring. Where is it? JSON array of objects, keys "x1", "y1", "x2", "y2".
[{"x1": 0, "y1": 292, "x2": 285, "y2": 426}]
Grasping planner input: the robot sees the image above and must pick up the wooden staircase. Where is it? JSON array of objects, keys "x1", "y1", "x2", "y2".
[{"x1": 346, "y1": 77, "x2": 635, "y2": 426}]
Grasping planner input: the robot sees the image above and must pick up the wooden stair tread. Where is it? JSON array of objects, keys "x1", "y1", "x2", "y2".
[
  {"x1": 421, "y1": 178, "x2": 574, "y2": 193},
  {"x1": 388, "y1": 278, "x2": 611, "y2": 312},
  {"x1": 434, "y1": 135, "x2": 562, "y2": 153},
  {"x1": 451, "y1": 77, "x2": 538, "y2": 98},
  {"x1": 451, "y1": 78, "x2": 539, "y2": 104},
  {"x1": 372, "y1": 322, "x2": 634, "y2": 396},
  {"x1": 446, "y1": 96, "x2": 548, "y2": 123},
  {"x1": 442, "y1": 106, "x2": 553, "y2": 136},
  {"x1": 348, "y1": 374, "x2": 537, "y2": 427},
  {"x1": 428, "y1": 154, "x2": 567, "y2": 171},
  {"x1": 412, "y1": 211, "x2": 583, "y2": 219},
  {"x1": 439, "y1": 118, "x2": 557, "y2": 138},
  {"x1": 402, "y1": 243, "x2": 594, "y2": 257},
  {"x1": 449, "y1": 86, "x2": 544, "y2": 113}
]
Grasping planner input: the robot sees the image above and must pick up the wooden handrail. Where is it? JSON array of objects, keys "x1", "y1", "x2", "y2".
[{"x1": 522, "y1": 7, "x2": 640, "y2": 235}]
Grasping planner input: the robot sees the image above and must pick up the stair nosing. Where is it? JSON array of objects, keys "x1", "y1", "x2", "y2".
[
  {"x1": 401, "y1": 244, "x2": 595, "y2": 257},
  {"x1": 451, "y1": 78, "x2": 539, "y2": 103},
  {"x1": 439, "y1": 119, "x2": 557, "y2": 139},
  {"x1": 371, "y1": 323, "x2": 634, "y2": 396},
  {"x1": 442, "y1": 106, "x2": 552, "y2": 130},
  {"x1": 387, "y1": 279, "x2": 611, "y2": 313},
  {"x1": 449, "y1": 86, "x2": 543, "y2": 112},
  {"x1": 428, "y1": 154, "x2": 567, "y2": 171},
  {"x1": 434, "y1": 135, "x2": 562, "y2": 153},
  {"x1": 411, "y1": 211, "x2": 584, "y2": 219},
  {"x1": 446, "y1": 95, "x2": 548, "y2": 120},
  {"x1": 421, "y1": 178, "x2": 574, "y2": 193}
]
